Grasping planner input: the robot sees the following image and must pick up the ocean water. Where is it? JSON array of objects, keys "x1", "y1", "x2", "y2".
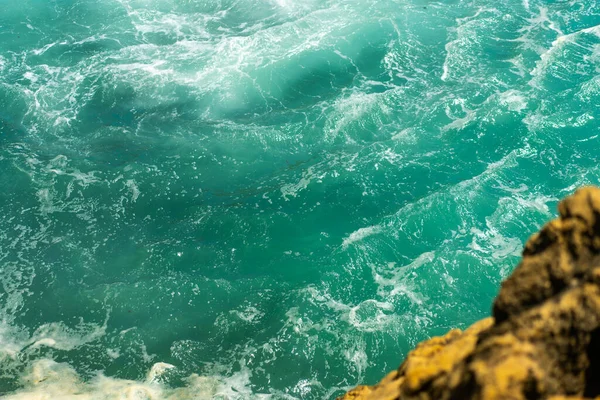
[{"x1": 1, "y1": 0, "x2": 600, "y2": 398}]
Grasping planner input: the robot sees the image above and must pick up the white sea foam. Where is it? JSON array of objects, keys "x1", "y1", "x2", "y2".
[
  {"x1": 498, "y1": 90, "x2": 528, "y2": 112},
  {"x1": 469, "y1": 227, "x2": 522, "y2": 260},
  {"x1": 115, "y1": 60, "x2": 174, "y2": 77},
  {"x1": 31, "y1": 41, "x2": 59, "y2": 56},
  {"x1": 280, "y1": 165, "x2": 326, "y2": 200},
  {"x1": 4, "y1": 351, "x2": 279, "y2": 400},
  {"x1": 342, "y1": 225, "x2": 382, "y2": 249},
  {"x1": 372, "y1": 253, "x2": 433, "y2": 305},
  {"x1": 441, "y1": 109, "x2": 475, "y2": 132},
  {"x1": 0, "y1": 321, "x2": 27, "y2": 360},
  {"x1": 441, "y1": 8, "x2": 499, "y2": 82},
  {"x1": 230, "y1": 304, "x2": 264, "y2": 323},
  {"x1": 342, "y1": 338, "x2": 368, "y2": 378},
  {"x1": 325, "y1": 91, "x2": 383, "y2": 141},
  {"x1": 391, "y1": 128, "x2": 416, "y2": 142},
  {"x1": 577, "y1": 72, "x2": 600, "y2": 101},
  {"x1": 530, "y1": 23, "x2": 600, "y2": 86},
  {"x1": 125, "y1": 179, "x2": 141, "y2": 202},
  {"x1": 469, "y1": 191, "x2": 556, "y2": 262},
  {"x1": 4, "y1": 359, "x2": 226, "y2": 400},
  {"x1": 347, "y1": 299, "x2": 394, "y2": 332},
  {"x1": 441, "y1": 39, "x2": 452, "y2": 81},
  {"x1": 0, "y1": 316, "x2": 108, "y2": 360}
]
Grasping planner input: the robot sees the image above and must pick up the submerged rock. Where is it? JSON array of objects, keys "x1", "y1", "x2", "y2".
[{"x1": 340, "y1": 186, "x2": 600, "y2": 400}]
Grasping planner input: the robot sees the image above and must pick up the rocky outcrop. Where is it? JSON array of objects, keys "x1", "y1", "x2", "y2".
[{"x1": 339, "y1": 186, "x2": 600, "y2": 400}]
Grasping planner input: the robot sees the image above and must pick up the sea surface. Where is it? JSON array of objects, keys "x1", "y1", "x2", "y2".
[{"x1": 1, "y1": 0, "x2": 600, "y2": 398}]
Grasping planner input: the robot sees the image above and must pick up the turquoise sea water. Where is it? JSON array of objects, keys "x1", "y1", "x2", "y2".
[{"x1": 2, "y1": 0, "x2": 600, "y2": 398}]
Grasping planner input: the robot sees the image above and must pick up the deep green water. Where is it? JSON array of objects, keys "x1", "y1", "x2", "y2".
[{"x1": 1, "y1": 0, "x2": 600, "y2": 398}]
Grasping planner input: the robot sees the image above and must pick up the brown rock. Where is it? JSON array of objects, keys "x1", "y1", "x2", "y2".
[{"x1": 339, "y1": 186, "x2": 600, "y2": 400}]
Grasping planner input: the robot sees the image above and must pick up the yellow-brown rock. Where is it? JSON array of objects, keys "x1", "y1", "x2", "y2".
[{"x1": 339, "y1": 186, "x2": 600, "y2": 400}]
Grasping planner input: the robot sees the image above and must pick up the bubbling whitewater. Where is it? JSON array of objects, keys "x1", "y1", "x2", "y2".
[{"x1": 1, "y1": 0, "x2": 600, "y2": 398}]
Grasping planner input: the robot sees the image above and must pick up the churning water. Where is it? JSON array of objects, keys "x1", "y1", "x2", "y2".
[{"x1": 1, "y1": 0, "x2": 600, "y2": 398}]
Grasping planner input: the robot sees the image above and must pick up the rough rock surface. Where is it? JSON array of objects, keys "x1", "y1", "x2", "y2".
[{"x1": 339, "y1": 186, "x2": 600, "y2": 400}]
